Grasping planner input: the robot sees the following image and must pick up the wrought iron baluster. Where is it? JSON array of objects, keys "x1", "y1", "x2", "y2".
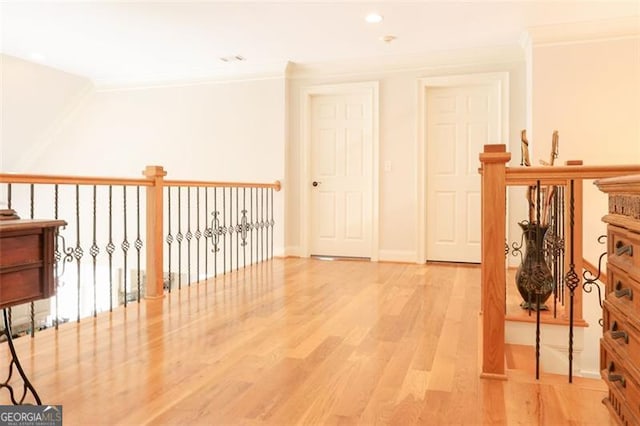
[
  {"x1": 536, "y1": 292, "x2": 541, "y2": 380},
  {"x1": 166, "y1": 187, "x2": 173, "y2": 293},
  {"x1": 91, "y1": 185, "x2": 100, "y2": 317},
  {"x1": 186, "y1": 186, "x2": 192, "y2": 286},
  {"x1": 204, "y1": 188, "x2": 208, "y2": 280},
  {"x1": 121, "y1": 186, "x2": 130, "y2": 307},
  {"x1": 534, "y1": 181, "x2": 541, "y2": 379},
  {"x1": 236, "y1": 187, "x2": 239, "y2": 271},
  {"x1": 270, "y1": 188, "x2": 274, "y2": 260},
  {"x1": 177, "y1": 187, "x2": 183, "y2": 289},
  {"x1": 223, "y1": 187, "x2": 227, "y2": 275},
  {"x1": 250, "y1": 188, "x2": 254, "y2": 266},
  {"x1": 228, "y1": 187, "x2": 233, "y2": 274},
  {"x1": 214, "y1": 188, "x2": 218, "y2": 277},
  {"x1": 559, "y1": 186, "x2": 566, "y2": 307},
  {"x1": 552, "y1": 187, "x2": 559, "y2": 318},
  {"x1": 135, "y1": 186, "x2": 143, "y2": 302},
  {"x1": 265, "y1": 186, "x2": 269, "y2": 260},
  {"x1": 242, "y1": 188, "x2": 247, "y2": 268},
  {"x1": 74, "y1": 185, "x2": 83, "y2": 322},
  {"x1": 54, "y1": 184, "x2": 59, "y2": 329},
  {"x1": 107, "y1": 186, "x2": 115, "y2": 311},
  {"x1": 261, "y1": 187, "x2": 265, "y2": 263},
  {"x1": 565, "y1": 179, "x2": 580, "y2": 383},
  {"x1": 29, "y1": 184, "x2": 35, "y2": 337},
  {"x1": 255, "y1": 188, "x2": 259, "y2": 263},
  {"x1": 196, "y1": 187, "x2": 201, "y2": 283},
  {"x1": 53, "y1": 185, "x2": 73, "y2": 325}
]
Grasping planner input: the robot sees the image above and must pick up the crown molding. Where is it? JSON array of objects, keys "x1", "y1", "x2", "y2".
[
  {"x1": 526, "y1": 16, "x2": 640, "y2": 47},
  {"x1": 287, "y1": 45, "x2": 525, "y2": 80},
  {"x1": 94, "y1": 62, "x2": 289, "y2": 92}
]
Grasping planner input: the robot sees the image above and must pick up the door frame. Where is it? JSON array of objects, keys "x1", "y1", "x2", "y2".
[
  {"x1": 300, "y1": 81, "x2": 380, "y2": 260},
  {"x1": 417, "y1": 72, "x2": 509, "y2": 263}
]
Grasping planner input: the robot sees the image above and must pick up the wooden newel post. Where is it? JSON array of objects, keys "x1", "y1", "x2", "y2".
[
  {"x1": 479, "y1": 144, "x2": 510, "y2": 380},
  {"x1": 144, "y1": 165, "x2": 167, "y2": 299}
]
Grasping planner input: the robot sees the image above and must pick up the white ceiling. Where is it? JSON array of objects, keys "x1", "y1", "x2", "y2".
[{"x1": 2, "y1": 1, "x2": 639, "y2": 86}]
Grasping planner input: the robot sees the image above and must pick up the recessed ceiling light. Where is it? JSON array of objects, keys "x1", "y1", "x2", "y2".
[{"x1": 365, "y1": 13, "x2": 383, "y2": 24}]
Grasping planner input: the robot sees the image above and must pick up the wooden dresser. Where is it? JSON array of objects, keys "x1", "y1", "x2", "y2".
[{"x1": 596, "y1": 175, "x2": 640, "y2": 426}]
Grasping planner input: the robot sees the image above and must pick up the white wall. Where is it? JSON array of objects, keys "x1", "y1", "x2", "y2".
[
  {"x1": 530, "y1": 29, "x2": 640, "y2": 378},
  {"x1": 0, "y1": 54, "x2": 93, "y2": 171},
  {"x1": 531, "y1": 35, "x2": 640, "y2": 263},
  {"x1": 1, "y1": 57, "x2": 287, "y2": 256},
  {"x1": 286, "y1": 53, "x2": 527, "y2": 261}
]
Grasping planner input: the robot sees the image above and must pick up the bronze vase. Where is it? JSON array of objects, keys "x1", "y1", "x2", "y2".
[{"x1": 515, "y1": 222, "x2": 554, "y2": 310}]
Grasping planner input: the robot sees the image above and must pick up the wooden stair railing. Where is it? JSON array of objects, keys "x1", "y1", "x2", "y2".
[
  {"x1": 0, "y1": 167, "x2": 281, "y2": 301},
  {"x1": 479, "y1": 144, "x2": 640, "y2": 379}
]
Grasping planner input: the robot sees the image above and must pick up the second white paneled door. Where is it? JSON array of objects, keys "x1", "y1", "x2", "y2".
[
  {"x1": 309, "y1": 93, "x2": 373, "y2": 258},
  {"x1": 426, "y1": 83, "x2": 500, "y2": 263}
]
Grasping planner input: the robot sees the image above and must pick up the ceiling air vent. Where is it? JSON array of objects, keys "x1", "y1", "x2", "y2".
[{"x1": 219, "y1": 55, "x2": 245, "y2": 63}]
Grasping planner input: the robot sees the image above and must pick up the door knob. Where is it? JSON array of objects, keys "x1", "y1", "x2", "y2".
[{"x1": 312, "y1": 181, "x2": 321, "y2": 187}]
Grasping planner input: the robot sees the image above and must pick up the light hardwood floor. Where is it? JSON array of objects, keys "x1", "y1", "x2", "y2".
[{"x1": 0, "y1": 259, "x2": 613, "y2": 425}]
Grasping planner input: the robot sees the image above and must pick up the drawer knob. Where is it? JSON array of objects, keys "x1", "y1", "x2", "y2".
[
  {"x1": 608, "y1": 362, "x2": 627, "y2": 387},
  {"x1": 615, "y1": 281, "x2": 633, "y2": 300},
  {"x1": 610, "y1": 321, "x2": 629, "y2": 344},
  {"x1": 615, "y1": 241, "x2": 633, "y2": 257}
]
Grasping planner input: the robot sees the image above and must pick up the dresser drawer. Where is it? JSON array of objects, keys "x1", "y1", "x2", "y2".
[
  {"x1": 609, "y1": 225, "x2": 640, "y2": 279},
  {"x1": 601, "y1": 339, "x2": 640, "y2": 426},
  {"x1": 607, "y1": 264, "x2": 640, "y2": 322},
  {"x1": 0, "y1": 232, "x2": 42, "y2": 268},
  {"x1": 603, "y1": 300, "x2": 640, "y2": 378}
]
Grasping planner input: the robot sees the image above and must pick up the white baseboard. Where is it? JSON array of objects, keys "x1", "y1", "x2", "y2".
[
  {"x1": 378, "y1": 249, "x2": 417, "y2": 263},
  {"x1": 285, "y1": 246, "x2": 302, "y2": 257},
  {"x1": 579, "y1": 369, "x2": 602, "y2": 379}
]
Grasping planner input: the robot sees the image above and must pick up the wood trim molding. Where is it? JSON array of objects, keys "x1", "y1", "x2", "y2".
[
  {"x1": 288, "y1": 46, "x2": 523, "y2": 80},
  {"x1": 526, "y1": 16, "x2": 640, "y2": 47}
]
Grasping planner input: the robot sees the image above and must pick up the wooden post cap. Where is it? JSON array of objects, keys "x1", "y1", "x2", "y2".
[
  {"x1": 483, "y1": 144, "x2": 506, "y2": 153},
  {"x1": 143, "y1": 165, "x2": 167, "y2": 178}
]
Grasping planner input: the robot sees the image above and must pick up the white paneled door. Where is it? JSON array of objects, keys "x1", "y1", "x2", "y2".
[
  {"x1": 426, "y1": 84, "x2": 500, "y2": 263},
  {"x1": 309, "y1": 93, "x2": 373, "y2": 258}
]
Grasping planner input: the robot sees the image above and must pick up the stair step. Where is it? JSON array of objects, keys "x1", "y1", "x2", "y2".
[{"x1": 505, "y1": 343, "x2": 536, "y2": 373}]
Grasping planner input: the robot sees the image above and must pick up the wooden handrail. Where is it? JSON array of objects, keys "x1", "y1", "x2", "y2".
[
  {"x1": 0, "y1": 173, "x2": 283, "y2": 191},
  {"x1": 165, "y1": 179, "x2": 281, "y2": 191},
  {"x1": 503, "y1": 164, "x2": 640, "y2": 186},
  {"x1": 0, "y1": 172, "x2": 151, "y2": 186}
]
